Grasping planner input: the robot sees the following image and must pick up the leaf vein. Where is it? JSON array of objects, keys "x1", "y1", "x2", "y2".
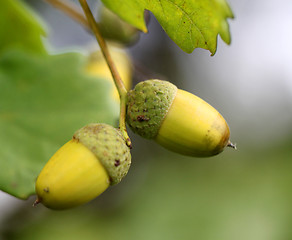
[{"x1": 162, "y1": 0, "x2": 206, "y2": 44}]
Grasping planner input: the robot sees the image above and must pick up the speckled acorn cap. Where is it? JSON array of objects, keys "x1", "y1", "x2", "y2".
[
  {"x1": 73, "y1": 123, "x2": 131, "y2": 185},
  {"x1": 126, "y1": 79, "x2": 177, "y2": 139}
]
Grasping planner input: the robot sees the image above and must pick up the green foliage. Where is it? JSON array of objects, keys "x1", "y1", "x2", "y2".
[
  {"x1": 0, "y1": 0, "x2": 46, "y2": 55},
  {"x1": 101, "y1": 0, "x2": 233, "y2": 54}
]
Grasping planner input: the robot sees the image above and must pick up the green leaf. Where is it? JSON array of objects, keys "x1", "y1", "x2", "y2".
[
  {"x1": 0, "y1": 50, "x2": 119, "y2": 199},
  {"x1": 0, "y1": 0, "x2": 46, "y2": 55},
  {"x1": 101, "y1": 0, "x2": 233, "y2": 54}
]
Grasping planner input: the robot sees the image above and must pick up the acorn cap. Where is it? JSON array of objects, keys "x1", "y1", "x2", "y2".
[
  {"x1": 73, "y1": 123, "x2": 131, "y2": 185},
  {"x1": 126, "y1": 80, "x2": 177, "y2": 139}
]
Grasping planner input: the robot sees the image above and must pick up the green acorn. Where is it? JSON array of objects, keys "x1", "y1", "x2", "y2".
[
  {"x1": 98, "y1": 5, "x2": 140, "y2": 45},
  {"x1": 126, "y1": 79, "x2": 234, "y2": 157},
  {"x1": 34, "y1": 123, "x2": 131, "y2": 210}
]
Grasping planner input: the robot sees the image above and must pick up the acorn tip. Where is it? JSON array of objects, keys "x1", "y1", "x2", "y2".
[
  {"x1": 227, "y1": 141, "x2": 237, "y2": 150},
  {"x1": 33, "y1": 197, "x2": 41, "y2": 207}
]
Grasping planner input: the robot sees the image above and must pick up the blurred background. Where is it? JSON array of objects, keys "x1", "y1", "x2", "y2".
[{"x1": 1, "y1": 0, "x2": 292, "y2": 239}]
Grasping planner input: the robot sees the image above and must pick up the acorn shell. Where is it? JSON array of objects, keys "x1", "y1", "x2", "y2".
[
  {"x1": 155, "y1": 89, "x2": 230, "y2": 157},
  {"x1": 35, "y1": 139, "x2": 110, "y2": 210}
]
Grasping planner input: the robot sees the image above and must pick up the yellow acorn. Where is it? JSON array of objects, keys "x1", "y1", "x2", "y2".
[
  {"x1": 126, "y1": 79, "x2": 235, "y2": 157},
  {"x1": 34, "y1": 123, "x2": 131, "y2": 210},
  {"x1": 85, "y1": 46, "x2": 132, "y2": 102}
]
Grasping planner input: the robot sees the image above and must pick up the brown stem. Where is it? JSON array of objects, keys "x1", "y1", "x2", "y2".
[{"x1": 44, "y1": 0, "x2": 89, "y2": 29}]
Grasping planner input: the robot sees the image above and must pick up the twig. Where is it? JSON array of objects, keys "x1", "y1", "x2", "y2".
[
  {"x1": 44, "y1": 0, "x2": 89, "y2": 29},
  {"x1": 78, "y1": 0, "x2": 131, "y2": 148}
]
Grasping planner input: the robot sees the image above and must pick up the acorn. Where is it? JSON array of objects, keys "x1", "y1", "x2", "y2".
[
  {"x1": 34, "y1": 123, "x2": 131, "y2": 210},
  {"x1": 126, "y1": 79, "x2": 235, "y2": 157},
  {"x1": 98, "y1": 5, "x2": 140, "y2": 46},
  {"x1": 85, "y1": 46, "x2": 132, "y2": 102}
]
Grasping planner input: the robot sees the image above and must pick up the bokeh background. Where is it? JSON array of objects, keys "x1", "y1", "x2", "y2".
[{"x1": 1, "y1": 0, "x2": 292, "y2": 239}]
